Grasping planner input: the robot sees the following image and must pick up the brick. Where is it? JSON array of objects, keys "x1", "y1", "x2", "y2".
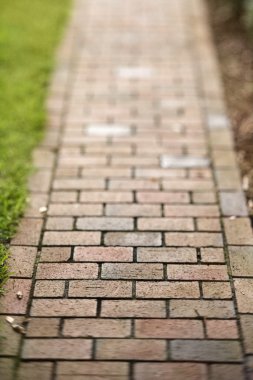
[
  {"x1": 48, "y1": 203, "x2": 102, "y2": 216},
  {"x1": 77, "y1": 217, "x2": 134, "y2": 230},
  {"x1": 137, "y1": 247, "x2": 197, "y2": 262},
  {"x1": 43, "y1": 231, "x2": 101, "y2": 246},
  {"x1": 0, "y1": 279, "x2": 31, "y2": 314},
  {"x1": 138, "y1": 218, "x2": 194, "y2": 231},
  {"x1": 197, "y1": 218, "x2": 221, "y2": 231},
  {"x1": 241, "y1": 315, "x2": 253, "y2": 353},
  {"x1": 18, "y1": 362, "x2": 53, "y2": 380},
  {"x1": 31, "y1": 299, "x2": 97, "y2": 317},
  {"x1": 46, "y1": 217, "x2": 74, "y2": 230},
  {"x1": 210, "y1": 365, "x2": 244, "y2": 380},
  {"x1": 109, "y1": 179, "x2": 159, "y2": 190},
  {"x1": 86, "y1": 124, "x2": 131, "y2": 136},
  {"x1": 164, "y1": 205, "x2": 219, "y2": 217},
  {"x1": 234, "y1": 279, "x2": 253, "y2": 312},
  {"x1": 36, "y1": 263, "x2": 98, "y2": 279},
  {"x1": 192, "y1": 191, "x2": 216, "y2": 204},
  {"x1": 136, "y1": 281, "x2": 200, "y2": 298},
  {"x1": 224, "y1": 218, "x2": 253, "y2": 245},
  {"x1": 56, "y1": 362, "x2": 128, "y2": 379},
  {"x1": 53, "y1": 179, "x2": 105, "y2": 190},
  {"x1": 40, "y1": 247, "x2": 71, "y2": 262},
  {"x1": 11, "y1": 218, "x2": 43, "y2": 246},
  {"x1": 74, "y1": 246, "x2": 133, "y2": 262},
  {"x1": 0, "y1": 316, "x2": 23, "y2": 356},
  {"x1": 59, "y1": 155, "x2": 107, "y2": 166},
  {"x1": 105, "y1": 232, "x2": 162, "y2": 246},
  {"x1": 135, "y1": 168, "x2": 186, "y2": 178},
  {"x1": 34, "y1": 280, "x2": 65, "y2": 297},
  {"x1": 206, "y1": 320, "x2": 238, "y2": 339},
  {"x1": 22, "y1": 339, "x2": 92, "y2": 360},
  {"x1": 0, "y1": 359, "x2": 15, "y2": 380},
  {"x1": 27, "y1": 318, "x2": 60, "y2": 337},
  {"x1": 25, "y1": 193, "x2": 49, "y2": 217},
  {"x1": 9, "y1": 246, "x2": 36, "y2": 278},
  {"x1": 96, "y1": 339, "x2": 166, "y2": 361},
  {"x1": 106, "y1": 204, "x2": 161, "y2": 217},
  {"x1": 160, "y1": 155, "x2": 210, "y2": 168},
  {"x1": 163, "y1": 179, "x2": 214, "y2": 190},
  {"x1": 202, "y1": 282, "x2": 232, "y2": 299},
  {"x1": 102, "y1": 263, "x2": 163, "y2": 280},
  {"x1": 167, "y1": 264, "x2": 228, "y2": 280},
  {"x1": 28, "y1": 169, "x2": 51, "y2": 192},
  {"x1": 171, "y1": 340, "x2": 242, "y2": 362},
  {"x1": 137, "y1": 191, "x2": 189, "y2": 203},
  {"x1": 229, "y1": 246, "x2": 253, "y2": 276},
  {"x1": 165, "y1": 233, "x2": 223, "y2": 247},
  {"x1": 80, "y1": 191, "x2": 133, "y2": 203},
  {"x1": 101, "y1": 300, "x2": 166, "y2": 318},
  {"x1": 81, "y1": 168, "x2": 132, "y2": 178},
  {"x1": 63, "y1": 318, "x2": 131, "y2": 337},
  {"x1": 55, "y1": 167, "x2": 79, "y2": 178},
  {"x1": 69, "y1": 280, "x2": 132, "y2": 298},
  {"x1": 201, "y1": 248, "x2": 225, "y2": 263},
  {"x1": 216, "y1": 169, "x2": 241, "y2": 190},
  {"x1": 220, "y1": 192, "x2": 248, "y2": 216},
  {"x1": 170, "y1": 300, "x2": 235, "y2": 318},
  {"x1": 134, "y1": 363, "x2": 208, "y2": 380},
  {"x1": 51, "y1": 191, "x2": 77, "y2": 202},
  {"x1": 111, "y1": 156, "x2": 159, "y2": 166},
  {"x1": 135, "y1": 319, "x2": 204, "y2": 338}
]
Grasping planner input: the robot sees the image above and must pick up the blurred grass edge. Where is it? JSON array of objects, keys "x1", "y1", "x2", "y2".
[{"x1": 0, "y1": 0, "x2": 71, "y2": 294}]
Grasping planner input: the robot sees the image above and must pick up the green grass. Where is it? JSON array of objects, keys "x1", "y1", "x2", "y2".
[{"x1": 0, "y1": 0, "x2": 71, "y2": 292}]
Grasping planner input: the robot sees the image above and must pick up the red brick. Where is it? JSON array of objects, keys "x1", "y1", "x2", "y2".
[
  {"x1": 51, "y1": 191, "x2": 78, "y2": 202},
  {"x1": 40, "y1": 247, "x2": 71, "y2": 262},
  {"x1": 105, "y1": 232, "x2": 162, "y2": 246},
  {"x1": 163, "y1": 179, "x2": 214, "y2": 190},
  {"x1": 201, "y1": 248, "x2": 225, "y2": 263},
  {"x1": 53, "y1": 178, "x2": 105, "y2": 190},
  {"x1": 1, "y1": 279, "x2": 31, "y2": 314},
  {"x1": 109, "y1": 179, "x2": 159, "y2": 190},
  {"x1": 164, "y1": 205, "x2": 219, "y2": 217},
  {"x1": 69, "y1": 280, "x2": 132, "y2": 297},
  {"x1": 135, "y1": 168, "x2": 186, "y2": 178},
  {"x1": 137, "y1": 247, "x2": 197, "y2": 262},
  {"x1": 27, "y1": 318, "x2": 60, "y2": 337},
  {"x1": 138, "y1": 217, "x2": 194, "y2": 231},
  {"x1": 224, "y1": 217, "x2": 253, "y2": 245},
  {"x1": 167, "y1": 264, "x2": 228, "y2": 280},
  {"x1": 101, "y1": 300, "x2": 166, "y2": 318},
  {"x1": 106, "y1": 204, "x2": 161, "y2": 216},
  {"x1": 101, "y1": 263, "x2": 163, "y2": 279},
  {"x1": 18, "y1": 362, "x2": 53, "y2": 380},
  {"x1": 63, "y1": 318, "x2": 131, "y2": 337},
  {"x1": 165, "y1": 233, "x2": 223, "y2": 247},
  {"x1": 9, "y1": 246, "x2": 37, "y2": 278},
  {"x1": 74, "y1": 246, "x2": 133, "y2": 262},
  {"x1": 137, "y1": 191, "x2": 189, "y2": 203},
  {"x1": 31, "y1": 299, "x2": 97, "y2": 317},
  {"x1": 170, "y1": 300, "x2": 235, "y2": 318},
  {"x1": 59, "y1": 155, "x2": 107, "y2": 166},
  {"x1": 48, "y1": 203, "x2": 102, "y2": 216},
  {"x1": 77, "y1": 217, "x2": 134, "y2": 230},
  {"x1": 134, "y1": 363, "x2": 208, "y2": 380},
  {"x1": 197, "y1": 218, "x2": 221, "y2": 231},
  {"x1": 11, "y1": 218, "x2": 43, "y2": 246},
  {"x1": 135, "y1": 319, "x2": 204, "y2": 338},
  {"x1": 136, "y1": 281, "x2": 200, "y2": 298},
  {"x1": 36, "y1": 263, "x2": 98, "y2": 279},
  {"x1": 80, "y1": 191, "x2": 133, "y2": 203},
  {"x1": 96, "y1": 339, "x2": 166, "y2": 361},
  {"x1": 206, "y1": 320, "x2": 239, "y2": 339},
  {"x1": 56, "y1": 362, "x2": 129, "y2": 379},
  {"x1": 210, "y1": 364, "x2": 244, "y2": 380},
  {"x1": 192, "y1": 191, "x2": 216, "y2": 204},
  {"x1": 234, "y1": 279, "x2": 253, "y2": 312},
  {"x1": 43, "y1": 231, "x2": 101, "y2": 246},
  {"x1": 46, "y1": 217, "x2": 74, "y2": 230},
  {"x1": 202, "y1": 282, "x2": 232, "y2": 299},
  {"x1": 22, "y1": 339, "x2": 92, "y2": 360}
]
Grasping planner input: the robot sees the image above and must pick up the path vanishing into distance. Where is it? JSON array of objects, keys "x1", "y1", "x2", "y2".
[{"x1": 1, "y1": 0, "x2": 253, "y2": 379}]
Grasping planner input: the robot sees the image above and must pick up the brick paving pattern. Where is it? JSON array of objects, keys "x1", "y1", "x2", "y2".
[{"x1": 1, "y1": 0, "x2": 253, "y2": 379}]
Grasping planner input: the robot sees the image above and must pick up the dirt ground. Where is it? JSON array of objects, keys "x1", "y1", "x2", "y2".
[{"x1": 207, "y1": 0, "x2": 253, "y2": 209}]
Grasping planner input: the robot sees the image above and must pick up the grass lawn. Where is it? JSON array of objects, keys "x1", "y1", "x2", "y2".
[{"x1": 0, "y1": 0, "x2": 71, "y2": 293}]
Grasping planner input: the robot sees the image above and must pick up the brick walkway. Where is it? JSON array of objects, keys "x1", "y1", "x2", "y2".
[{"x1": 1, "y1": 0, "x2": 253, "y2": 379}]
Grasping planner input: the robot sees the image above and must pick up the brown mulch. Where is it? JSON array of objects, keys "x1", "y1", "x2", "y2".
[{"x1": 207, "y1": 0, "x2": 253, "y2": 204}]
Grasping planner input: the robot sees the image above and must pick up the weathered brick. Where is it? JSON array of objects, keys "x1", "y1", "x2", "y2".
[
  {"x1": 137, "y1": 247, "x2": 197, "y2": 263},
  {"x1": 48, "y1": 203, "x2": 102, "y2": 216},
  {"x1": 136, "y1": 191, "x2": 189, "y2": 203},
  {"x1": 138, "y1": 218, "x2": 194, "y2": 231},
  {"x1": 18, "y1": 362, "x2": 53, "y2": 380},
  {"x1": 164, "y1": 205, "x2": 219, "y2": 217},
  {"x1": 0, "y1": 279, "x2": 31, "y2": 314},
  {"x1": 229, "y1": 246, "x2": 253, "y2": 276},
  {"x1": 80, "y1": 191, "x2": 133, "y2": 203},
  {"x1": 234, "y1": 279, "x2": 253, "y2": 312},
  {"x1": 134, "y1": 363, "x2": 208, "y2": 380},
  {"x1": 224, "y1": 218, "x2": 253, "y2": 245},
  {"x1": 101, "y1": 300, "x2": 166, "y2": 318},
  {"x1": 206, "y1": 320, "x2": 238, "y2": 339},
  {"x1": 136, "y1": 319, "x2": 204, "y2": 338},
  {"x1": 192, "y1": 191, "x2": 216, "y2": 204},
  {"x1": 109, "y1": 179, "x2": 159, "y2": 190},
  {"x1": 56, "y1": 362, "x2": 129, "y2": 379},
  {"x1": 11, "y1": 218, "x2": 43, "y2": 246},
  {"x1": 220, "y1": 191, "x2": 248, "y2": 216},
  {"x1": 136, "y1": 281, "x2": 200, "y2": 298},
  {"x1": 69, "y1": 280, "x2": 132, "y2": 298},
  {"x1": 0, "y1": 359, "x2": 15, "y2": 380},
  {"x1": 77, "y1": 217, "x2": 134, "y2": 230},
  {"x1": 46, "y1": 217, "x2": 74, "y2": 230},
  {"x1": 202, "y1": 282, "x2": 232, "y2": 299},
  {"x1": 210, "y1": 364, "x2": 244, "y2": 380},
  {"x1": 216, "y1": 169, "x2": 241, "y2": 190},
  {"x1": 27, "y1": 318, "x2": 60, "y2": 337},
  {"x1": 31, "y1": 299, "x2": 97, "y2": 317},
  {"x1": 9, "y1": 246, "x2": 36, "y2": 278},
  {"x1": 53, "y1": 178, "x2": 105, "y2": 190},
  {"x1": 40, "y1": 247, "x2": 71, "y2": 262},
  {"x1": 74, "y1": 246, "x2": 133, "y2": 262},
  {"x1": 96, "y1": 339, "x2": 166, "y2": 361},
  {"x1": 165, "y1": 233, "x2": 223, "y2": 247},
  {"x1": 51, "y1": 191, "x2": 77, "y2": 202},
  {"x1": 167, "y1": 264, "x2": 228, "y2": 280},
  {"x1": 102, "y1": 263, "x2": 163, "y2": 280},
  {"x1": 22, "y1": 339, "x2": 92, "y2": 360},
  {"x1": 43, "y1": 231, "x2": 101, "y2": 246},
  {"x1": 106, "y1": 204, "x2": 161, "y2": 217},
  {"x1": 63, "y1": 318, "x2": 131, "y2": 337},
  {"x1": 171, "y1": 340, "x2": 242, "y2": 362},
  {"x1": 240, "y1": 315, "x2": 253, "y2": 353},
  {"x1": 36, "y1": 263, "x2": 98, "y2": 279},
  {"x1": 170, "y1": 300, "x2": 235, "y2": 318},
  {"x1": 201, "y1": 248, "x2": 225, "y2": 263},
  {"x1": 163, "y1": 179, "x2": 214, "y2": 190},
  {"x1": 0, "y1": 316, "x2": 23, "y2": 356},
  {"x1": 197, "y1": 218, "x2": 221, "y2": 231},
  {"x1": 34, "y1": 280, "x2": 65, "y2": 297},
  {"x1": 105, "y1": 232, "x2": 162, "y2": 246}
]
